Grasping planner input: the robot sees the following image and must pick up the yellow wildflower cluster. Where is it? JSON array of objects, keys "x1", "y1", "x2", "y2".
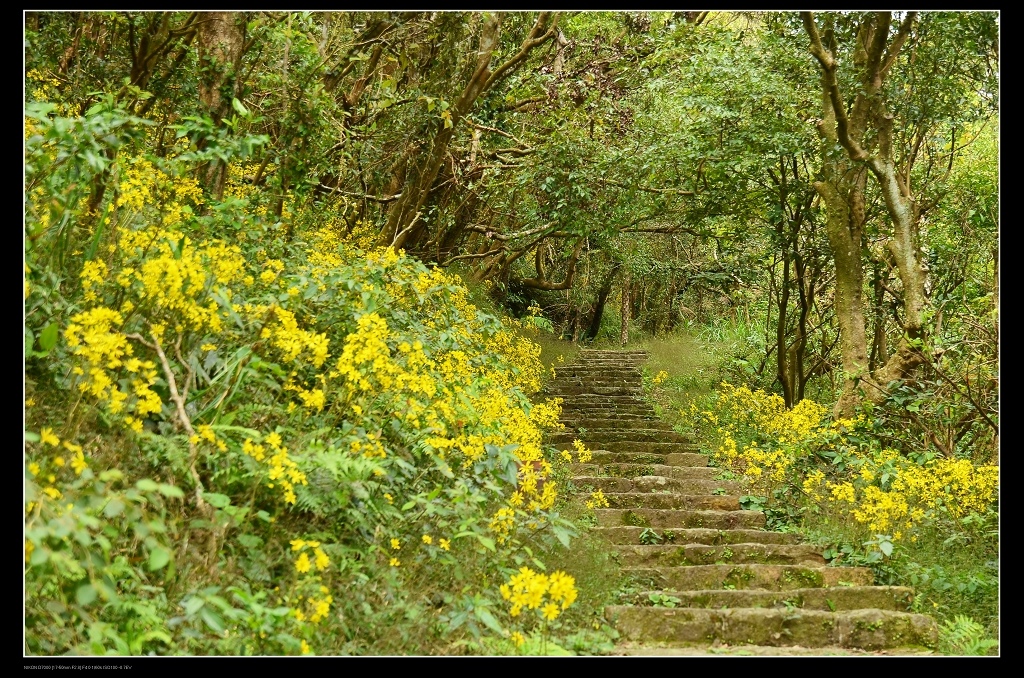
[
  {"x1": 696, "y1": 382, "x2": 999, "y2": 542},
  {"x1": 291, "y1": 539, "x2": 330, "y2": 573},
  {"x1": 243, "y1": 433, "x2": 308, "y2": 505},
  {"x1": 652, "y1": 370, "x2": 669, "y2": 385},
  {"x1": 489, "y1": 507, "x2": 517, "y2": 544},
  {"x1": 115, "y1": 155, "x2": 203, "y2": 225},
  {"x1": 572, "y1": 439, "x2": 593, "y2": 464},
  {"x1": 64, "y1": 307, "x2": 162, "y2": 426},
  {"x1": 500, "y1": 567, "x2": 578, "y2": 621},
  {"x1": 26, "y1": 429, "x2": 89, "y2": 505},
  {"x1": 822, "y1": 453, "x2": 999, "y2": 538},
  {"x1": 585, "y1": 489, "x2": 610, "y2": 510}
]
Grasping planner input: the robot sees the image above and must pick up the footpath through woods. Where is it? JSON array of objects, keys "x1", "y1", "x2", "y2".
[{"x1": 543, "y1": 349, "x2": 938, "y2": 656}]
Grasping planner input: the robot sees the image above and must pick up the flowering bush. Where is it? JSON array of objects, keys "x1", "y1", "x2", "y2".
[
  {"x1": 685, "y1": 382, "x2": 999, "y2": 544},
  {"x1": 25, "y1": 102, "x2": 581, "y2": 655}
]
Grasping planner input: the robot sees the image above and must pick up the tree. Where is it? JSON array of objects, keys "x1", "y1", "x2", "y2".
[{"x1": 801, "y1": 11, "x2": 997, "y2": 416}]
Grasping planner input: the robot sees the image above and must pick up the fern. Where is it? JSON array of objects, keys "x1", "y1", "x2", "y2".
[{"x1": 939, "y1": 615, "x2": 998, "y2": 656}]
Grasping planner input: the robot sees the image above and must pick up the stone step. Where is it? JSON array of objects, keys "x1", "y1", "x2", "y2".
[
  {"x1": 570, "y1": 441, "x2": 701, "y2": 455},
  {"x1": 560, "y1": 419, "x2": 674, "y2": 430},
  {"x1": 597, "y1": 508, "x2": 766, "y2": 530},
  {"x1": 558, "y1": 398, "x2": 652, "y2": 405},
  {"x1": 588, "y1": 451, "x2": 708, "y2": 467},
  {"x1": 557, "y1": 430, "x2": 694, "y2": 444},
  {"x1": 559, "y1": 409, "x2": 658, "y2": 418},
  {"x1": 623, "y1": 564, "x2": 875, "y2": 591},
  {"x1": 593, "y1": 526, "x2": 801, "y2": 546},
  {"x1": 540, "y1": 391, "x2": 643, "y2": 401},
  {"x1": 571, "y1": 463, "x2": 726, "y2": 481},
  {"x1": 548, "y1": 374, "x2": 643, "y2": 382},
  {"x1": 613, "y1": 543, "x2": 826, "y2": 567},
  {"x1": 571, "y1": 475, "x2": 744, "y2": 496},
  {"x1": 604, "y1": 606, "x2": 937, "y2": 650},
  {"x1": 551, "y1": 372, "x2": 643, "y2": 381},
  {"x1": 625, "y1": 586, "x2": 915, "y2": 612},
  {"x1": 603, "y1": 493, "x2": 741, "y2": 511}
]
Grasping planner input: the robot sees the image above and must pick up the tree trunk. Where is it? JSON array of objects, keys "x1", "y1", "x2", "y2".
[
  {"x1": 586, "y1": 263, "x2": 620, "y2": 341},
  {"x1": 620, "y1": 270, "x2": 632, "y2": 346},
  {"x1": 813, "y1": 168, "x2": 874, "y2": 417},
  {"x1": 197, "y1": 11, "x2": 246, "y2": 200}
]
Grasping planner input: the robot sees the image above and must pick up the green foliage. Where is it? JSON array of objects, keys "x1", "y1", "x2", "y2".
[{"x1": 938, "y1": 615, "x2": 998, "y2": 656}]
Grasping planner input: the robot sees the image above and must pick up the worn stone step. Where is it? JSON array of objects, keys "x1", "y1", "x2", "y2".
[
  {"x1": 582, "y1": 441, "x2": 702, "y2": 455},
  {"x1": 552, "y1": 374, "x2": 643, "y2": 383},
  {"x1": 571, "y1": 475, "x2": 744, "y2": 495},
  {"x1": 604, "y1": 492, "x2": 741, "y2": 511},
  {"x1": 559, "y1": 409, "x2": 658, "y2": 418},
  {"x1": 597, "y1": 508, "x2": 766, "y2": 530},
  {"x1": 604, "y1": 606, "x2": 937, "y2": 650},
  {"x1": 623, "y1": 564, "x2": 875, "y2": 591},
  {"x1": 548, "y1": 374, "x2": 643, "y2": 382},
  {"x1": 592, "y1": 526, "x2": 801, "y2": 546},
  {"x1": 559, "y1": 430, "x2": 694, "y2": 444},
  {"x1": 560, "y1": 419, "x2": 674, "y2": 430},
  {"x1": 571, "y1": 463, "x2": 728, "y2": 481},
  {"x1": 625, "y1": 586, "x2": 915, "y2": 612},
  {"x1": 588, "y1": 451, "x2": 708, "y2": 467},
  {"x1": 544, "y1": 386, "x2": 644, "y2": 397},
  {"x1": 613, "y1": 543, "x2": 826, "y2": 567}
]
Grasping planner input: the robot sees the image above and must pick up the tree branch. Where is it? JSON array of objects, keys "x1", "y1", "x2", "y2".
[
  {"x1": 483, "y1": 12, "x2": 557, "y2": 92},
  {"x1": 802, "y1": 12, "x2": 868, "y2": 161}
]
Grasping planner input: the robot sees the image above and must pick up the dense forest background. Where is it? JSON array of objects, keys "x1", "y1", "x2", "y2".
[{"x1": 25, "y1": 11, "x2": 998, "y2": 656}]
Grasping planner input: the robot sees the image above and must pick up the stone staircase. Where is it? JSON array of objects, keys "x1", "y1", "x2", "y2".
[{"x1": 543, "y1": 349, "x2": 937, "y2": 655}]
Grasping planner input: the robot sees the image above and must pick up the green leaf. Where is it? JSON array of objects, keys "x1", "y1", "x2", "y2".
[
  {"x1": 401, "y1": 500, "x2": 417, "y2": 511},
  {"x1": 76, "y1": 584, "x2": 98, "y2": 606},
  {"x1": 102, "y1": 498, "x2": 126, "y2": 518},
  {"x1": 183, "y1": 597, "x2": 205, "y2": 616},
  {"x1": 475, "y1": 535, "x2": 496, "y2": 552},
  {"x1": 135, "y1": 479, "x2": 159, "y2": 492},
  {"x1": 200, "y1": 607, "x2": 226, "y2": 634},
  {"x1": 231, "y1": 97, "x2": 249, "y2": 117},
  {"x1": 474, "y1": 606, "x2": 504, "y2": 634},
  {"x1": 879, "y1": 541, "x2": 894, "y2": 557},
  {"x1": 25, "y1": 431, "x2": 40, "y2": 443},
  {"x1": 38, "y1": 322, "x2": 59, "y2": 351},
  {"x1": 157, "y1": 483, "x2": 184, "y2": 499},
  {"x1": 149, "y1": 546, "x2": 171, "y2": 571},
  {"x1": 202, "y1": 492, "x2": 232, "y2": 508}
]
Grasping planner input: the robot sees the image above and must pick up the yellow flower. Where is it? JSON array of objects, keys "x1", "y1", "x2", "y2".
[
  {"x1": 422, "y1": 534, "x2": 433, "y2": 545},
  {"x1": 40, "y1": 428, "x2": 60, "y2": 447},
  {"x1": 300, "y1": 640, "x2": 311, "y2": 655},
  {"x1": 314, "y1": 547, "x2": 330, "y2": 571},
  {"x1": 295, "y1": 552, "x2": 311, "y2": 573},
  {"x1": 201, "y1": 343, "x2": 216, "y2": 351},
  {"x1": 28, "y1": 462, "x2": 40, "y2": 476},
  {"x1": 439, "y1": 538, "x2": 451, "y2": 551},
  {"x1": 542, "y1": 602, "x2": 560, "y2": 621},
  {"x1": 384, "y1": 493, "x2": 394, "y2": 504},
  {"x1": 389, "y1": 557, "x2": 400, "y2": 567},
  {"x1": 510, "y1": 631, "x2": 525, "y2": 648},
  {"x1": 390, "y1": 538, "x2": 401, "y2": 550},
  {"x1": 53, "y1": 456, "x2": 65, "y2": 467}
]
